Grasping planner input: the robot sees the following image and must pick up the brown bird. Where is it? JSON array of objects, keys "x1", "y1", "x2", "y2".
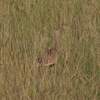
[{"x1": 37, "y1": 29, "x2": 60, "y2": 67}]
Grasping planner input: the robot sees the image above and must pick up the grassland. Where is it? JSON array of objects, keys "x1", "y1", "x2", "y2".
[{"x1": 0, "y1": 0, "x2": 100, "y2": 100}]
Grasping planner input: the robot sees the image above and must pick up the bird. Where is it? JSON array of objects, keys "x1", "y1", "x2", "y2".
[{"x1": 37, "y1": 29, "x2": 61, "y2": 67}]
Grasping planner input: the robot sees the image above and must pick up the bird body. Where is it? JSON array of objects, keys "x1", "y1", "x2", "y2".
[{"x1": 37, "y1": 48, "x2": 58, "y2": 66}]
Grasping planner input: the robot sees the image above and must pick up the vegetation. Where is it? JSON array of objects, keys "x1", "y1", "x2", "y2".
[{"x1": 0, "y1": 0, "x2": 100, "y2": 100}]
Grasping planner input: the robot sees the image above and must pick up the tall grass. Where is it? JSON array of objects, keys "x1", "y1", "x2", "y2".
[{"x1": 0, "y1": 0, "x2": 100, "y2": 100}]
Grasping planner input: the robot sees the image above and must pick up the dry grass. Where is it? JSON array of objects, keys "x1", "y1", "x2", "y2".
[{"x1": 0, "y1": 0, "x2": 100, "y2": 100}]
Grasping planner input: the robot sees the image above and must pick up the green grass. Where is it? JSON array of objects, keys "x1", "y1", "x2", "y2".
[{"x1": 0, "y1": 0, "x2": 100, "y2": 100}]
